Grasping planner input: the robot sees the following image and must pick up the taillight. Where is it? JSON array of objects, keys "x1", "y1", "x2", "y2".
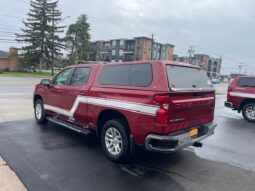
[
  {"x1": 154, "y1": 95, "x2": 169, "y2": 124},
  {"x1": 227, "y1": 86, "x2": 232, "y2": 99}
]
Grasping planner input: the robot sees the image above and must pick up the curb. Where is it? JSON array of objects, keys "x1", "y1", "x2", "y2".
[{"x1": 0, "y1": 156, "x2": 27, "y2": 191}]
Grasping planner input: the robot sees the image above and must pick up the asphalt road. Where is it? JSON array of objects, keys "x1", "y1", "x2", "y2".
[
  {"x1": 0, "y1": 78, "x2": 255, "y2": 191},
  {"x1": 0, "y1": 77, "x2": 39, "y2": 99}
]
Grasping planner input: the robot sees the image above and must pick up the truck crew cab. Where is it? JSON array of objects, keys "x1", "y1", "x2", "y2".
[
  {"x1": 225, "y1": 76, "x2": 255, "y2": 122},
  {"x1": 34, "y1": 61, "x2": 217, "y2": 162}
]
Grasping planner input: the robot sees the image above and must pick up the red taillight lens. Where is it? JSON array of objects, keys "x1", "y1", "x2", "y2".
[
  {"x1": 154, "y1": 95, "x2": 169, "y2": 124},
  {"x1": 154, "y1": 95, "x2": 169, "y2": 104},
  {"x1": 227, "y1": 86, "x2": 232, "y2": 99},
  {"x1": 156, "y1": 109, "x2": 169, "y2": 124}
]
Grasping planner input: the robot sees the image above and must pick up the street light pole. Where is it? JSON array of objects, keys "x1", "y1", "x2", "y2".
[{"x1": 51, "y1": 15, "x2": 71, "y2": 76}]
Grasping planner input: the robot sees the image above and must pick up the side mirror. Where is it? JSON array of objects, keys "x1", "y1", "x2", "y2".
[{"x1": 40, "y1": 79, "x2": 51, "y2": 87}]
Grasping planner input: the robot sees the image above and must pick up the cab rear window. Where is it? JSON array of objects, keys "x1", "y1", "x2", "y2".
[
  {"x1": 99, "y1": 64, "x2": 152, "y2": 87},
  {"x1": 166, "y1": 65, "x2": 211, "y2": 90},
  {"x1": 237, "y1": 77, "x2": 255, "y2": 87}
]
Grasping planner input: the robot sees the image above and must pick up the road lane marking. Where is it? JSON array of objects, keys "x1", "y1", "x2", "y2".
[
  {"x1": 0, "y1": 93, "x2": 31, "y2": 95},
  {"x1": 0, "y1": 82, "x2": 36, "y2": 84},
  {"x1": 217, "y1": 113, "x2": 242, "y2": 119}
]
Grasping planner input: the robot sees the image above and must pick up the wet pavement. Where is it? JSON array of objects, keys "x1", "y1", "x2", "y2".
[
  {"x1": 195, "y1": 96, "x2": 255, "y2": 172},
  {"x1": 0, "y1": 116, "x2": 255, "y2": 191},
  {"x1": 0, "y1": 78, "x2": 255, "y2": 191}
]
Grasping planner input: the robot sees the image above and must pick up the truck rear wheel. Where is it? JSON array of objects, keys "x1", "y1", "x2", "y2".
[
  {"x1": 242, "y1": 103, "x2": 255, "y2": 122},
  {"x1": 101, "y1": 119, "x2": 129, "y2": 163},
  {"x1": 34, "y1": 99, "x2": 47, "y2": 124}
]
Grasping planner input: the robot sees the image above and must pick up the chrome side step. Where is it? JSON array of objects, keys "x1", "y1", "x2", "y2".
[{"x1": 47, "y1": 117, "x2": 92, "y2": 135}]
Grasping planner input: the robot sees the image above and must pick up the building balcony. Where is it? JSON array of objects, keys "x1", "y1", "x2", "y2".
[{"x1": 123, "y1": 50, "x2": 134, "y2": 54}]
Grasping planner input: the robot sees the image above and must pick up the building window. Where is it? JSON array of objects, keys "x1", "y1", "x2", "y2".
[
  {"x1": 120, "y1": 40, "x2": 124, "y2": 46},
  {"x1": 112, "y1": 40, "x2": 116, "y2": 47}
]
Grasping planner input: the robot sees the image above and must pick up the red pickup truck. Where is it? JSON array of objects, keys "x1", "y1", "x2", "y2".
[
  {"x1": 34, "y1": 61, "x2": 216, "y2": 162},
  {"x1": 225, "y1": 76, "x2": 255, "y2": 122}
]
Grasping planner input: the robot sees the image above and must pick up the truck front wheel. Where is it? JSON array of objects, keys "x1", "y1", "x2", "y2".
[
  {"x1": 101, "y1": 119, "x2": 129, "y2": 163},
  {"x1": 34, "y1": 99, "x2": 47, "y2": 124},
  {"x1": 242, "y1": 103, "x2": 255, "y2": 122}
]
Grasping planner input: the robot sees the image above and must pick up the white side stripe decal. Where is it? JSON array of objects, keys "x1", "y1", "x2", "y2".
[
  {"x1": 44, "y1": 96, "x2": 159, "y2": 117},
  {"x1": 230, "y1": 92, "x2": 255, "y2": 99}
]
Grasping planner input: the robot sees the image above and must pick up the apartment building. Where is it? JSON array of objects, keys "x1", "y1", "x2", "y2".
[
  {"x1": 207, "y1": 57, "x2": 222, "y2": 79},
  {"x1": 89, "y1": 37, "x2": 174, "y2": 62},
  {"x1": 173, "y1": 54, "x2": 222, "y2": 79},
  {"x1": 173, "y1": 55, "x2": 190, "y2": 63}
]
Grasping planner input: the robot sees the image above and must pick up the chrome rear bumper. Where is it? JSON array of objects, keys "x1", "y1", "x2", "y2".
[
  {"x1": 224, "y1": 101, "x2": 233, "y2": 108},
  {"x1": 145, "y1": 122, "x2": 217, "y2": 152}
]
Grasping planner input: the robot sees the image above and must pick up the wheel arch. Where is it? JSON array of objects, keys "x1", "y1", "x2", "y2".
[
  {"x1": 96, "y1": 109, "x2": 130, "y2": 137},
  {"x1": 33, "y1": 94, "x2": 43, "y2": 107},
  {"x1": 239, "y1": 98, "x2": 255, "y2": 112}
]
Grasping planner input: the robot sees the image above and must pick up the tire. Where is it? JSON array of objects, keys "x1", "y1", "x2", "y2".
[
  {"x1": 101, "y1": 119, "x2": 129, "y2": 163},
  {"x1": 34, "y1": 99, "x2": 47, "y2": 124},
  {"x1": 242, "y1": 103, "x2": 255, "y2": 122}
]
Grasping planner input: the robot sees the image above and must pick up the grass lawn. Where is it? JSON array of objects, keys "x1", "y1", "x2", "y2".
[{"x1": 0, "y1": 71, "x2": 53, "y2": 78}]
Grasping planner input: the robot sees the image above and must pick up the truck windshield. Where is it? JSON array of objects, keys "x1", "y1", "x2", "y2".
[{"x1": 166, "y1": 65, "x2": 212, "y2": 90}]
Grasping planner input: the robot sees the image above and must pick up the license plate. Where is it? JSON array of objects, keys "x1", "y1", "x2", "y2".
[{"x1": 189, "y1": 128, "x2": 198, "y2": 138}]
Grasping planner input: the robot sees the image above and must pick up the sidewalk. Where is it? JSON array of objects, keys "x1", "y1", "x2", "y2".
[
  {"x1": 0, "y1": 99, "x2": 33, "y2": 123},
  {"x1": 0, "y1": 156, "x2": 27, "y2": 191},
  {"x1": 0, "y1": 77, "x2": 37, "y2": 191}
]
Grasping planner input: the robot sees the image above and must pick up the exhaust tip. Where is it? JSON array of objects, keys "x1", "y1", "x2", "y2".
[{"x1": 193, "y1": 142, "x2": 203, "y2": 148}]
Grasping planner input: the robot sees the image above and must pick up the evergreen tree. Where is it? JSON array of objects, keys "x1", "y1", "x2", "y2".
[
  {"x1": 65, "y1": 14, "x2": 91, "y2": 64},
  {"x1": 16, "y1": 0, "x2": 65, "y2": 71}
]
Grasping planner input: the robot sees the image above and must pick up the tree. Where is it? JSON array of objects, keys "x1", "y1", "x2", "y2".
[
  {"x1": 65, "y1": 14, "x2": 91, "y2": 64},
  {"x1": 16, "y1": 0, "x2": 65, "y2": 72}
]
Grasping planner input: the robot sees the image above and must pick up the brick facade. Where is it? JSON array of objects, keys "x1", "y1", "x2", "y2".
[{"x1": 0, "y1": 48, "x2": 19, "y2": 71}]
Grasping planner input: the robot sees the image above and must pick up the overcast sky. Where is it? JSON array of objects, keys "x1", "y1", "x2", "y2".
[{"x1": 0, "y1": 0, "x2": 254, "y2": 74}]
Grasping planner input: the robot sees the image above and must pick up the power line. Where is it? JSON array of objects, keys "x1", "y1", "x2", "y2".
[
  {"x1": 0, "y1": 34, "x2": 16, "y2": 38},
  {"x1": 0, "y1": 14, "x2": 25, "y2": 19},
  {"x1": 0, "y1": 24, "x2": 21, "y2": 30},
  {"x1": 0, "y1": 30, "x2": 17, "y2": 34},
  {"x1": 0, "y1": 38, "x2": 16, "y2": 41},
  {"x1": 87, "y1": 15, "x2": 153, "y2": 34}
]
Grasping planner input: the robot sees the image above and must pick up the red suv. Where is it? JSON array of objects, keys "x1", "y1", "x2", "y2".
[
  {"x1": 34, "y1": 61, "x2": 216, "y2": 162},
  {"x1": 225, "y1": 76, "x2": 255, "y2": 122}
]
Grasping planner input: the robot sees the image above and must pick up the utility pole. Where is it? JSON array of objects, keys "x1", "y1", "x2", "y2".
[
  {"x1": 151, "y1": 34, "x2": 154, "y2": 61},
  {"x1": 238, "y1": 63, "x2": 243, "y2": 75},
  {"x1": 188, "y1": 46, "x2": 195, "y2": 64},
  {"x1": 51, "y1": 6, "x2": 55, "y2": 77},
  {"x1": 244, "y1": 64, "x2": 248, "y2": 75}
]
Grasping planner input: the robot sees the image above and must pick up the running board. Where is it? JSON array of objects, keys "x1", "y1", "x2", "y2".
[{"x1": 47, "y1": 117, "x2": 92, "y2": 135}]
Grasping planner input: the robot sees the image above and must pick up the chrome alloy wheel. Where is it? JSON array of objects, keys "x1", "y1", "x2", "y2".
[
  {"x1": 35, "y1": 103, "x2": 42, "y2": 120},
  {"x1": 245, "y1": 106, "x2": 255, "y2": 120},
  {"x1": 105, "y1": 127, "x2": 123, "y2": 155}
]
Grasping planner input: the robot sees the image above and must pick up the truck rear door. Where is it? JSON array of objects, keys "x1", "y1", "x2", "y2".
[{"x1": 166, "y1": 65, "x2": 215, "y2": 131}]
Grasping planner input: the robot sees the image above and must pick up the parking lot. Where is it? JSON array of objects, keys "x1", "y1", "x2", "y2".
[{"x1": 0, "y1": 77, "x2": 255, "y2": 191}]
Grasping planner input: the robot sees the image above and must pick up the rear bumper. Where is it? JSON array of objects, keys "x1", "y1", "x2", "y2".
[
  {"x1": 224, "y1": 101, "x2": 233, "y2": 108},
  {"x1": 145, "y1": 122, "x2": 217, "y2": 152}
]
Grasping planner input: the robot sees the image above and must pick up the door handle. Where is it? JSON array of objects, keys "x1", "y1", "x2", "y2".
[
  {"x1": 77, "y1": 91, "x2": 85, "y2": 95},
  {"x1": 56, "y1": 89, "x2": 63, "y2": 93}
]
